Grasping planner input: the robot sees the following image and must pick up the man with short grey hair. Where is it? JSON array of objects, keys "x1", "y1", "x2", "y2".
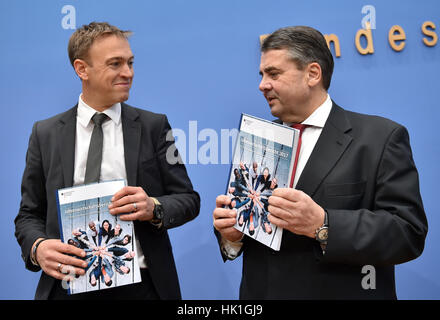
[{"x1": 213, "y1": 25, "x2": 427, "y2": 299}]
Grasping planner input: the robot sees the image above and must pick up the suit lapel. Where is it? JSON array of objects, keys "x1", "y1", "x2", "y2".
[
  {"x1": 121, "y1": 103, "x2": 141, "y2": 187},
  {"x1": 295, "y1": 103, "x2": 353, "y2": 197},
  {"x1": 57, "y1": 106, "x2": 77, "y2": 187}
]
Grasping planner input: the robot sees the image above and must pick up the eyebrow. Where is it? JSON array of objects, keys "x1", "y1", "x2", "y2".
[
  {"x1": 106, "y1": 56, "x2": 134, "y2": 63},
  {"x1": 259, "y1": 66, "x2": 281, "y2": 76}
]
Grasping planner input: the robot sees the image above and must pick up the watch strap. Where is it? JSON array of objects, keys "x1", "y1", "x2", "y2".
[
  {"x1": 315, "y1": 210, "x2": 329, "y2": 243},
  {"x1": 150, "y1": 197, "x2": 163, "y2": 226}
]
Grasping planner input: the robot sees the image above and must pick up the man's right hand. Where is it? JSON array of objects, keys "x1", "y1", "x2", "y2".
[
  {"x1": 213, "y1": 195, "x2": 243, "y2": 242},
  {"x1": 34, "y1": 239, "x2": 88, "y2": 281}
]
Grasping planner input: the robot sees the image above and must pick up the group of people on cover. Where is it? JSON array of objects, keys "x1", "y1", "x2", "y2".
[
  {"x1": 228, "y1": 161, "x2": 278, "y2": 236},
  {"x1": 68, "y1": 220, "x2": 135, "y2": 288}
]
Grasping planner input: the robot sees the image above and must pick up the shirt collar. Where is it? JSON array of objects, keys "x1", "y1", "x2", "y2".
[
  {"x1": 77, "y1": 94, "x2": 121, "y2": 128},
  {"x1": 284, "y1": 94, "x2": 333, "y2": 128}
]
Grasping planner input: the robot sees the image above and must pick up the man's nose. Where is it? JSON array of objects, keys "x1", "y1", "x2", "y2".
[
  {"x1": 121, "y1": 63, "x2": 134, "y2": 78},
  {"x1": 259, "y1": 77, "x2": 272, "y2": 92}
]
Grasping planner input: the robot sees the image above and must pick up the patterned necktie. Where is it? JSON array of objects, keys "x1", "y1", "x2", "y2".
[
  {"x1": 289, "y1": 124, "x2": 308, "y2": 188},
  {"x1": 84, "y1": 113, "x2": 109, "y2": 184}
]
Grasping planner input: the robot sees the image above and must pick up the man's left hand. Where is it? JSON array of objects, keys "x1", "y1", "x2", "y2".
[
  {"x1": 108, "y1": 186, "x2": 155, "y2": 221},
  {"x1": 268, "y1": 188, "x2": 325, "y2": 238}
]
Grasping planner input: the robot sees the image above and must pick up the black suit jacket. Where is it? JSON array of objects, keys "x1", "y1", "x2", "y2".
[
  {"x1": 219, "y1": 102, "x2": 427, "y2": 299},
  {"x1": 15, "y1": 103, "x2": 200, "y2": 300}
]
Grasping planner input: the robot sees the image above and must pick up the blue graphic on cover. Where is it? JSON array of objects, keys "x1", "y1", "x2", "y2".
[
  {"x1": 56, "y1": 179, "x2": 142, "y2": 294},
  {"x1": 227, "y1": 114, "x2": 299, "y2": 251}
]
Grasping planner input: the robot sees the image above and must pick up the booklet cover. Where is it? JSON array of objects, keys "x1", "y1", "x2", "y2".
[
  {"x1": 56, "y1": 179, "x2": 142, "y2": 295},
  {"x1": 227, "y1": 114, "x2": 299, "y2": 251}
]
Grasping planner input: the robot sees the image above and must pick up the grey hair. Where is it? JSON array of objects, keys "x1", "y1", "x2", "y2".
[{"x1": 261, "y1": 26, "x2": 334, "y2": 90}]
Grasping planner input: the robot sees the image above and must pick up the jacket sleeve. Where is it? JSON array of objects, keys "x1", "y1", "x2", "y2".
[
  {"x1": 153, "y1": 115, "x2": 200, "y2": 229},
  {"x1": 322, "y1": 125, "x2": 428, "y2": 266},
  {"x1": 14, "y1": 122, "x2": 49, "y2": 272}
]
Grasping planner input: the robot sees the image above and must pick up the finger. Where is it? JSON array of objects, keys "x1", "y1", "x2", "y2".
[
  {"x1": 110, "y1": 202, "x2": 141, "y2": 215},
  {"x1": 109, "y1": 194, "x2": 137, "y2": 209},
  {"x1": 213, "y1": 208, "x2": 236, "y2": 220},
  {"x1": 216, "y1": 195, "x2": 231, "y2": 208},
  {"x1": 214, "y1": 217, "x2": 237, "y2": 230},
  {"x1": 112, "y1": 186, "x2": 142, "y2": 202},
  {"x1": 54, "y1": 252, "x2": 88, "y2": 269},
  {"x1": 59, "y1": 243, "x2": 87, "y2": 259},
  {"x1": 272, "y1": 188, "x2": 302, "y2": 202},
  {"x1": 268, "y1": 195, "x2": 297, "y2": 212},
  {"x1": 39, "y1": 240, "x2": 85, "y2": 263},
  {"x1": 268, "y1": 204, "x2": 293, "y2": 221},
  {"x1": 45, "y1": 263, "x2": 84, "y2": 281},
  {"x1": 46, "y1": 268, "x2": 69, "y2": 281},
  {"x1": 268, "y1": 213, "x2": 290, "y2": 229},
  {"x1": 57, "y1": 263, "x2": 86, "y2": 276},
  {"x1": 118, "y1": 211, "x2": 141, "y2": 221},
  {"x1": 109, "y1": 192, "x2": 146, "y2": 211},
  {"x1": 213, "y1": 213, "x2": 237, "y2": 228}
]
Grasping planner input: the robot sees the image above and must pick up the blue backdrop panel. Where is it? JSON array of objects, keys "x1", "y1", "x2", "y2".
[{"x1": 0, "y1": 0, "x2": 439, "y2": 299}]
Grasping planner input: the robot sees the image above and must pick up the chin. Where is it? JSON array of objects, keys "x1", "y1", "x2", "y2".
[
  {"x1": 269, "y1": 105, "x2": 282, "y2": 119},
  {"x1": 117, "y1": 93, "x2": 130, "y2": 103}
]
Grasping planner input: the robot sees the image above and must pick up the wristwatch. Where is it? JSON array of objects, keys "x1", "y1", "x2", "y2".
[
  {"x1": 315, "y1": 210, "x2": 329, "y2": 245},
  {"x1": 150, "y1": 197, "x2": 164, "y2": 225}
]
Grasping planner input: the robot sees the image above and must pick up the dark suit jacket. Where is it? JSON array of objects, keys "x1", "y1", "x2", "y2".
[
  {"x1": 218, "y1": 102, "x2": 428, "y2": 299},
  {"x1": 15, "y1": 103, "x2": 200, "y2": 300}
]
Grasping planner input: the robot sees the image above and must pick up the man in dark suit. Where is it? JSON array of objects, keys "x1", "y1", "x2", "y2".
[
  {"x1": 15, "y1": 22, "x2": 200, "y2": 300},
  {"x1": 213, "y1": 26, "x2": 428, "y2": 299}
]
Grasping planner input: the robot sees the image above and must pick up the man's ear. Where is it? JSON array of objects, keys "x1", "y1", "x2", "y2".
[
  {"x1": 307, "y1": 62, "x2": 322, "y2": 88},
  {"x1": 73, "y1": 59, "x2": 89, "y2": 81}
]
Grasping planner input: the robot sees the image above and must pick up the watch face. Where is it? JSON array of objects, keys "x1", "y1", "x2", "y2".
[{"x1": 318, "y1": 228, "x2": 328, "y2": 241}]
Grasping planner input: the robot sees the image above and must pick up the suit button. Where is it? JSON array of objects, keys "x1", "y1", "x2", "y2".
[{"x1": 169, "y1": 217, "x2": 175, "y2": 224}]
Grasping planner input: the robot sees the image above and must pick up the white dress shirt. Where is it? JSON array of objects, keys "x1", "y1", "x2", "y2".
[
  {"x1": 74, "y1": 94, "x2": 147, "y2": 268},
  {"x1": 286, "y1": 94, "x2": 333, "y2": 188},
  {"x1": 221, "y1": 94, "x2": 333, "y2": 259}
]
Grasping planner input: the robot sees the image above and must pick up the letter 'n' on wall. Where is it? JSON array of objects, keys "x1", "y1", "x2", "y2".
[{"x1": 325, "y1": 34, "x2": 341, "y2": 58}]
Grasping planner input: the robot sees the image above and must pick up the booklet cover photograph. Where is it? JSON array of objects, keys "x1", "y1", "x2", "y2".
[
  {"x1": 57, "y1": 180, "x2": 141, "y2": 294},
  {"x1": 227, "y1": 114, "x2": 298, "y2": 251}
]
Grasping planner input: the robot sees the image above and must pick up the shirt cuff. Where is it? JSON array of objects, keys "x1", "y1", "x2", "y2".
[{"x1": 220, "y1": 236, "x2": 244, "y2": 260}]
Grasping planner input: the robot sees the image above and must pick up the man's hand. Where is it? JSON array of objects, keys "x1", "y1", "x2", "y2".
[
  {"x1": 35, "y1": 239, "x2": 87, "y2": 281},
  {"x1": 268, "y1": 188, "x2": 325, "y2": 238},
  {"x1": 108, "y1": 186, "x2": 155, "y2": 221},
  {"x1": 213, "y1": 195, "x2": 243, "y2": 242}
]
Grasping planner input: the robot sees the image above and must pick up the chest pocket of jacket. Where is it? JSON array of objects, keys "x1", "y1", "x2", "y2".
[{"x1": 323, "y1": 181, "x2": 366, "y2": 209}]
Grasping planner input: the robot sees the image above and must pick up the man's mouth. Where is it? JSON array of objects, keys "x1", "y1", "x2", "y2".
[{"x1": 266, "y1": 96, "x2": 278, "y2": 105}]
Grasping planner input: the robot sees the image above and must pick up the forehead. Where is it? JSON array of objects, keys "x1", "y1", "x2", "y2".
[
  {"x1": 88, "y1": 34, "x2": 133, "y2": 61},
  {"x1": 260, "y1": 48, "x2": 298, "y2": 70}
]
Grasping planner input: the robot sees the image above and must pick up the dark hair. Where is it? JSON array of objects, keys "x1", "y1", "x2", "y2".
[
  {"x1": 124, "y1": 235, "x2": 132, "y2": 244},
  {"x1": 261, "y1": 26, "x2": 334, "y2": 90}
]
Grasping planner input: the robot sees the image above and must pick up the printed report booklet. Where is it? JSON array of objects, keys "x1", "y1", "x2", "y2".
[
  {"x1": 57, "y1": 179, "x2": 141, "y2": 294},
  {"x1": 226, "y1": 114, "x2": 299, "y2": 251}
]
